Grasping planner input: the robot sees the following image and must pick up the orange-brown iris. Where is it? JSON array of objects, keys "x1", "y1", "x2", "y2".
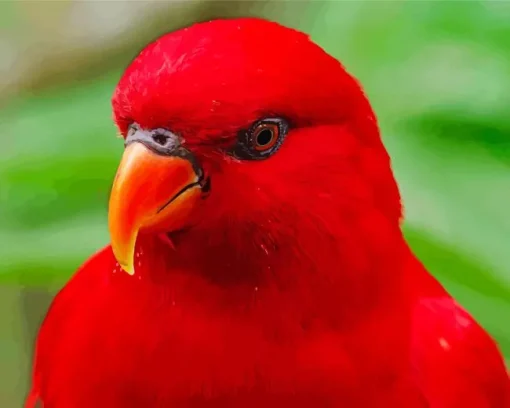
[{"x1": 251, "y1": 123, "x2": 280, "y2": 152}]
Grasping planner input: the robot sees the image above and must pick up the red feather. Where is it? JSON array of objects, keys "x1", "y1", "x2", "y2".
[
  {"x1": 409, "y1": 250, "x2": 510, "y2": 407},
  {"x1": 27, "y1": 18, "x2": 508, "y2": 407}
]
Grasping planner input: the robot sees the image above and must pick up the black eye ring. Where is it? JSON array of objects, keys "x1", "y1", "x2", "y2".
[{"x1": 231, "y1": 117, "x2": 289, "y2": 160}]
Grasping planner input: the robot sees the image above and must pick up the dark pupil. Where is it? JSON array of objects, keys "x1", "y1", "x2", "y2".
[{"x1": 256, "y1": 128, "x2": 274, "y2": 146}]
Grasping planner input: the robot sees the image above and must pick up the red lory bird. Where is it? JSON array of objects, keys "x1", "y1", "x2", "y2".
[{"x1": 27, "y1": 18, "x2": 509, "y2": 408}]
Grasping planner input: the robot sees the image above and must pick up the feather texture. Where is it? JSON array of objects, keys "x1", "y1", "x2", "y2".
[{"x1": 27, "y1": 18, "x2": 508, "y2": 407}]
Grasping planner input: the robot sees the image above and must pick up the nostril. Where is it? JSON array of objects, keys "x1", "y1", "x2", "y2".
[{"x1": 152, "y1": 133, "x2": 169, "y2": 146}]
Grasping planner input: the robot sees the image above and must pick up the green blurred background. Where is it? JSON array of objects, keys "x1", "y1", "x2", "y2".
[{"x1": 1, "y1": 1, "x2": 509, "y2": 406}]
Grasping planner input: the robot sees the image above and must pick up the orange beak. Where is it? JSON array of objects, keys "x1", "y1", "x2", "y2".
[{"x1": 108, "y1": 132, "x2": 205, "y2": 275}]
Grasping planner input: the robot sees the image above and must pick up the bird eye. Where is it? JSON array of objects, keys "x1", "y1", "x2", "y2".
[
  {"x1": 231, "y1": 118, "x2": 289, "y2": 160},
  {"x1": 252, "y1": 123, "x2": 279, "y2": 151}
]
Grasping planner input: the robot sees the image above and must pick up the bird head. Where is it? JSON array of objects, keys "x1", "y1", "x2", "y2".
[{"x1": 109, "y1": 18, "x2": 402, "y2": 277}]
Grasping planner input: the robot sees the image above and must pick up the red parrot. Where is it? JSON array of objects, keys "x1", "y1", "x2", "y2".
[{"x1": 26, "y1": 18, "x2": 509, "y2": 407}]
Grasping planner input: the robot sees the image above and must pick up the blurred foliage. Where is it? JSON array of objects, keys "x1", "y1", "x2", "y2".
[{"x1": 0, "y1": 1, "x2": 509, "y2": 405}]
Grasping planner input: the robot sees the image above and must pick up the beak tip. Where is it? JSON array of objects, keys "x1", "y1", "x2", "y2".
[
  {"x1": 120, "y1": 262, "x2": 135, "y2": 275},
  {"x1": 111, "y1": 244, "x2": 136, "y2": 275},
  {"x1": 117, "y1": 260, "x2": 135, "y2": 276}
]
